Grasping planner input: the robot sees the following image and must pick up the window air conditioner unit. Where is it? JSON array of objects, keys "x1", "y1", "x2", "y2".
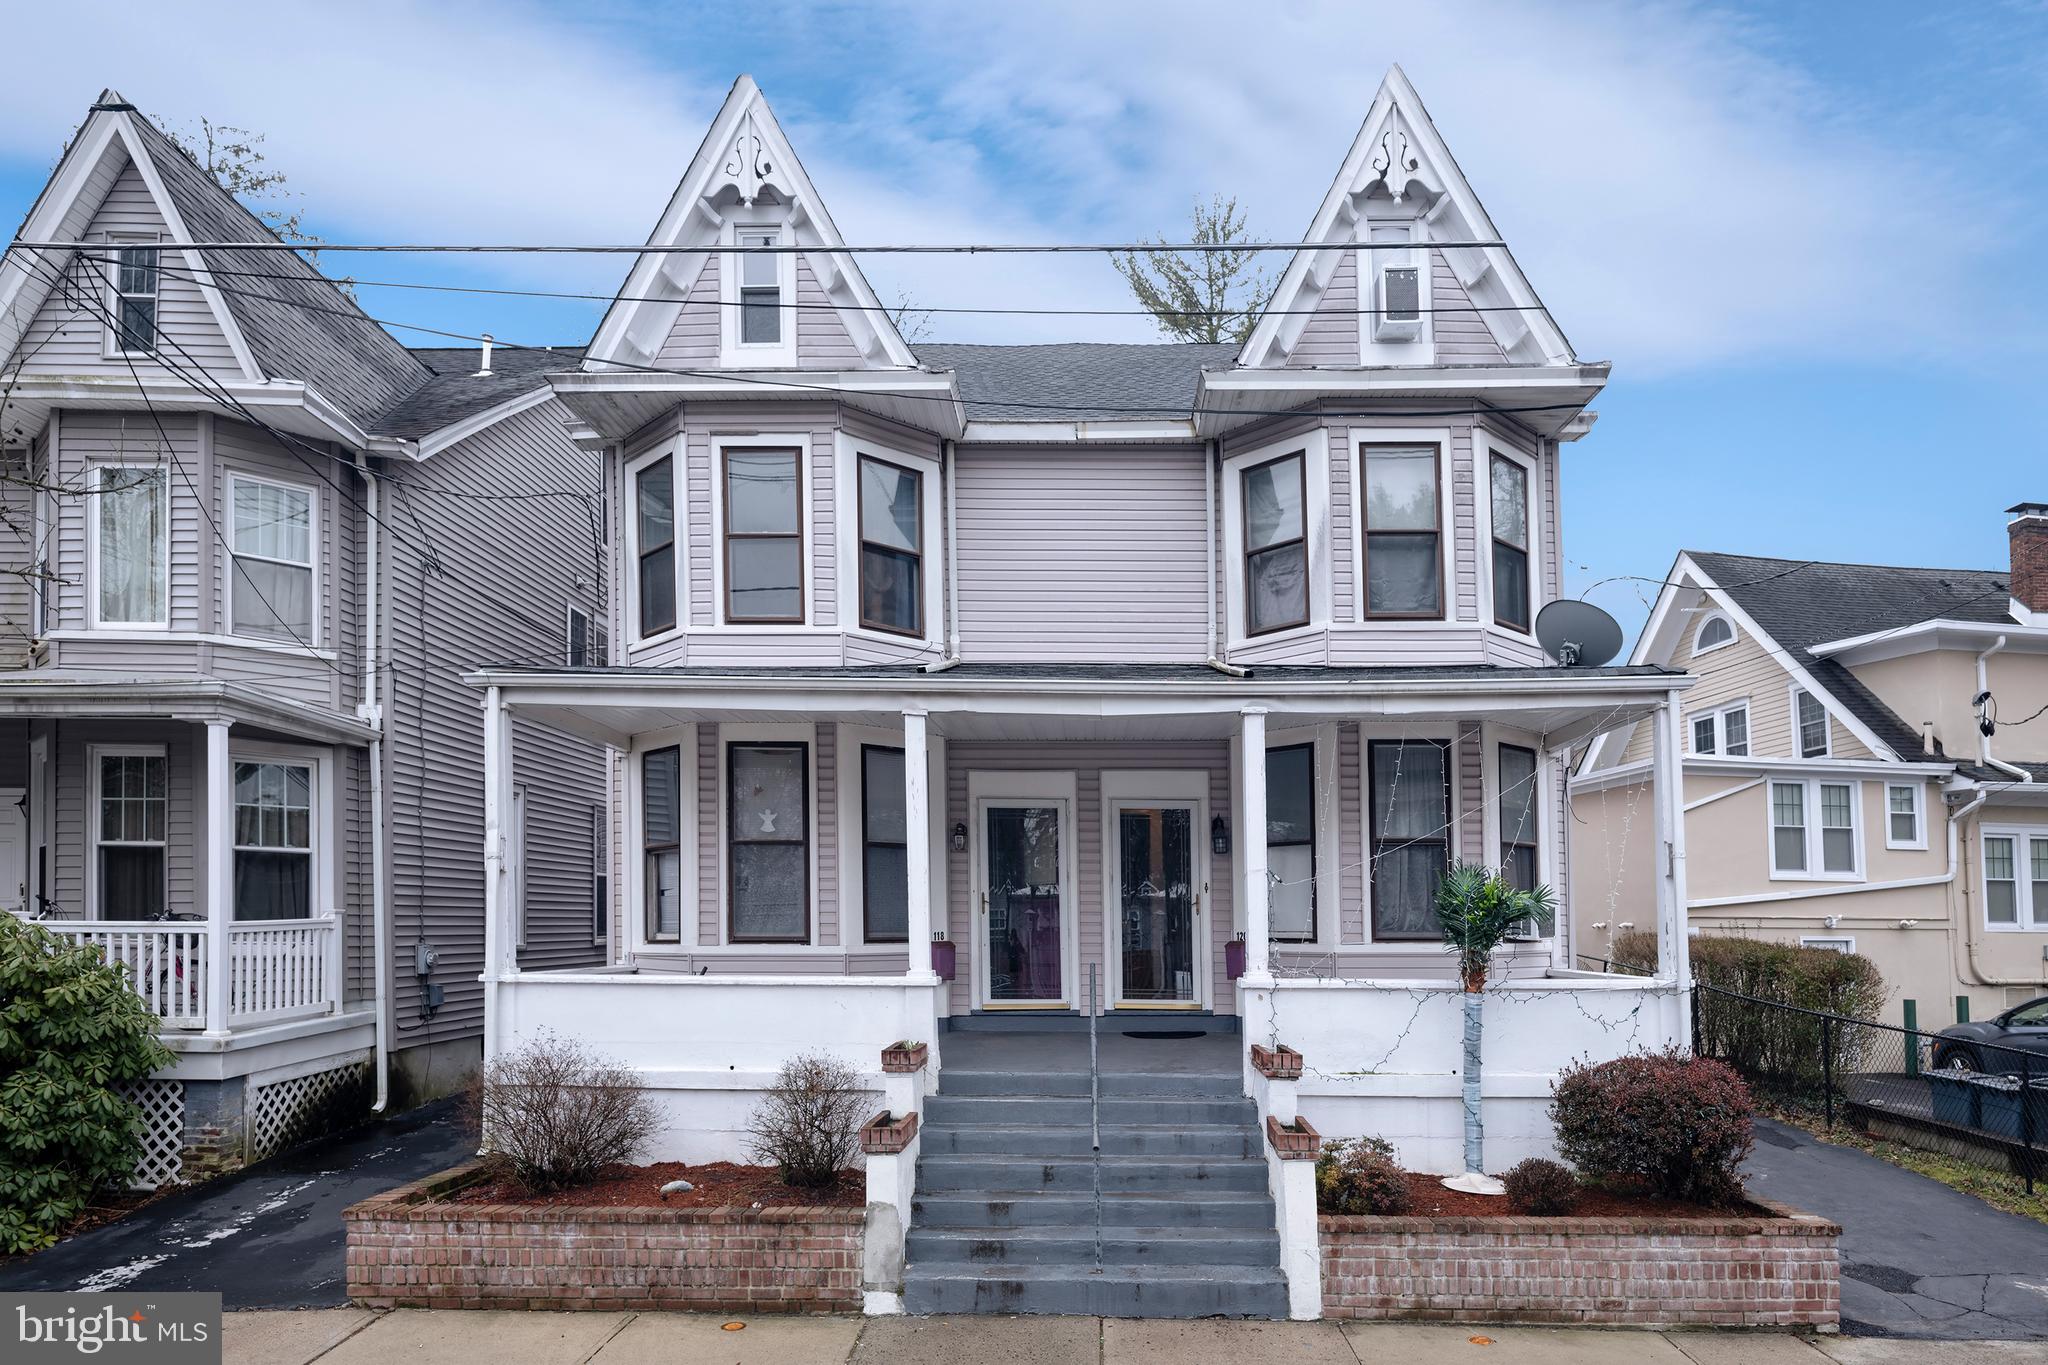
[
  {"x1": 1373, "y1": 264, "x2": 1422, "y2": 341},
  {"x1": 1503, "y1": 916, "x2": 1544, "y2": 943}
]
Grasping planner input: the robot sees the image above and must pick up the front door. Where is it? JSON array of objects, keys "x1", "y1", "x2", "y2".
[
  {"x1": 978, "y1": 799, "x2": 1071, "y2": 1008},
  {"x1": 1110, "y1": 800, "x2": 1203, "y2": 1009},
  {"x1": 0, "y1": 790, "x2": 23, "y2": 914}
]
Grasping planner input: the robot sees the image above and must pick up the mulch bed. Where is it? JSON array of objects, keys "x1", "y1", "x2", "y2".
[
  {"x1": 445, "y1": 1161, "x2": 863, "y2": 1210},
  {"x1": 1395, "y1": 1173, "x2": 1763, "y2": 1221}
]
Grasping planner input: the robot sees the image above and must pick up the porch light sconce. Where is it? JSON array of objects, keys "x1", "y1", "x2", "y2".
[
  {"x1": 1211, "y1": 815, "x2": 1230, "y2": 857},
  {"x1": 950, "y1": 822, "x2": 967, "y2": 853}
]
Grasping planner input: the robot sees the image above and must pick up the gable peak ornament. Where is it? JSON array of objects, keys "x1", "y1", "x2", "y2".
[
  {"x1": 722, "y1": 112, "x2": 780, "y2": 206},
  {"x1": 1371, "y1": 130, "x2": 1421, "y2": 201}
]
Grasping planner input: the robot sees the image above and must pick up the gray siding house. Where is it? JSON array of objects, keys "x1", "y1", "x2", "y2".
[
  {"x1": 0, "y1": 92, "x2": 607, "y2": 1178},
  {"x1": 475, "y1": 71, "x2": 1697, "y2": 1317}
]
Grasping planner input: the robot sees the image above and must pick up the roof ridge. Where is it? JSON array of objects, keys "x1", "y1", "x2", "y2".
[{"x1": 1691, "y1": 548, "x2": 2004, "y2": 580}]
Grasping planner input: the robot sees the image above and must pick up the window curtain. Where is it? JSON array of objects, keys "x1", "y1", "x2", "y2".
[
  {"x1": 98, "y1": 468, "x2": 165, "y2": 623},
  {"x1": 1371, "y1": 741, "x2": 1447, "y2": 939}
]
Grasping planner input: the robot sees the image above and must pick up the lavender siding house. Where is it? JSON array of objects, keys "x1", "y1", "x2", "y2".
[
  {"x1": 0, "y1": 92, "x2": 608, "y2": 1179},
  {"x1": 477, "y1": 70, "x2": 1696, "y2": 1317}
]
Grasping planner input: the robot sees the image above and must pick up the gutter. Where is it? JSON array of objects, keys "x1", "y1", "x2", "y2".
[
  {"x1": 354, "y1": 453, "x2": 392, "y2": 1112},
  {"x1": 1976, "y1": 636, "x2": 2034, "y2": 784}
]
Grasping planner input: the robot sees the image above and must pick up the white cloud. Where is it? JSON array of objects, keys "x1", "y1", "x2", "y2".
[{"x1": 0, "y1": 0, "x2": 2029, "y2": 367}]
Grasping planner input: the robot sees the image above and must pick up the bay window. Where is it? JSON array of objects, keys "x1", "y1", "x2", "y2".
[
  {"x1": 1368, "y1": 738, "x2": 1450, "y2": 939},
  {"x1": 858, "y1": 456, "x2": 922, "y2": 636},
  {"x1": 229, "y1": 476, "x2": 315, "y2": 645},
  {"x1": 95, "y1": 465, "x2": 167, "y2": 626},
  {"x1": 1497, "y1": 744, "x2": 1539, "y2": 892},
  {"x1": 861, "y1": 745, "x2": 908, "y2": 942},
  {"x1": 1361, "y1": 444, "x2": 1441, "y2": 619},
  {"x1": 95, "y1": 750, "x2": 165, "y2": 918},
  {"x1": 1770, "y1": 779, "x2": 1859, "y2": 878},
  {"x1": 728, "y1": 742, "x2": 808, "y2": 942},
  {"x1": 1982, "y1": 831, "x2": 2048, "y2": 930},
  {"x1": 1265, "y1": 743, "x2": 1316, "y2": 941},
  {"x1": 233, "y1": 760, "x2": 312, "y2": 920},
  {"x1": 723, "y1": 448, "x2": 803, "y2": 623},
  {"x1": 1489, "y1": 454, "x2": 1531, "y2": 631},
  {"x1": 642, "y1": 746, "x2": 682, "y2": 943},
  {"x1": 1243, "y1": 452, "x2": 1308, "y2": 636},
  {"x1": 634, "y1": 456, "x2": 676, "y2": 637}
]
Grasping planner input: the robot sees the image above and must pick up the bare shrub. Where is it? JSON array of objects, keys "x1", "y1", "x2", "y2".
[
  {"x1": 1502, "y1": 1157, "x2": 1581, "y2": 1215},
  {"x1": 1314, "y1": 1137, "x2": 1412, "y2": 1215},
  {"x1": 465, "y1": 1030, "x2": 658, "y2": 1194},
  {"x1": 748, "y1": 1052, "x2": 867, "y2": 1188}
]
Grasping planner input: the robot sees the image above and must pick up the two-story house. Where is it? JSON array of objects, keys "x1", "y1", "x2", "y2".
[
  {"x1": 468, "y1": 70, "x2": 1697, "y2": 1317},
  {"x1": 1574, "y1": 515, "x2": 2048, "y2": 1030},
  {"x1": 0, "y1": 92, "x2": 609, "y2": 1180}
]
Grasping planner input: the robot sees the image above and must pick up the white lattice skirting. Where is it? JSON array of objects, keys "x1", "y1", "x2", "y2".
[
  {"x1": 115, "y1": 1079, "x2": 186, "y2": 1190},
  {"x1": 247, "y1": 1063, "x2": 370, "y2": 1162}
]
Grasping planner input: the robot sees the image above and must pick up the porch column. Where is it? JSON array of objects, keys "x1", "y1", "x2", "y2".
[
  {"x1": 482, "y1": 687, "x2": 508, "y2": 1065},
  {"x1": 1240, "y1": 707, "x2": 1272, "y2": 986},
  {"x1": 1650, "y1": 692, "x2": 1692, "y2": 992},
  {"x1": 902, "y1": 709, "x2": 936, "y2": 980},
  {"x1": 202, "y1": 719, "x2": 232, "y2": 1036}
]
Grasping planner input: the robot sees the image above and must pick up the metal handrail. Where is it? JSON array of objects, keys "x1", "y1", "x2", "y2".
[{"x1": 1087, "y1": 962, "x2": 1100, "y2": 1152}]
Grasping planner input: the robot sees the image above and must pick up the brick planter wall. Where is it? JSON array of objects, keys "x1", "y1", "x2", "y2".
[
  {"x1": 1321, "y1": 1198, "x2": 1840, "y2": 1330},
  {"x1": 345, "y1": 1163, "x2": 863, "y2": 1313}
]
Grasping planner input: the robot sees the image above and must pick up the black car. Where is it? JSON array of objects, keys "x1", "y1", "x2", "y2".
[{"x1": 1932, "y1": 996, "x2": 2048, "y2": 1073}]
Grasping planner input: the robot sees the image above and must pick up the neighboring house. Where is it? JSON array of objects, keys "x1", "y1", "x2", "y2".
[
  {"x1": 1574, "y1": 517, "x2": 2048, "y2": 1028},
  {"x1": 470, "y1": 70, "x2": 1696, "y2": 1316},
  {"x1": 0, "y1": 92, "x2": 608, "y2": 1180}
]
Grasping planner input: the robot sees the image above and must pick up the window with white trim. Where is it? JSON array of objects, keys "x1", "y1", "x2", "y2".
[
  {"x1": 1794, "y1": 688, "x2": 1831, "y2": 758},
  {"x1": 1361, "y1": 444, "x2": 1443, "y2": 619},
  {"x1": 95, "y1": 750, "x2": 166, "y2": 918},
  {"x1": 1243, "y1": 452, "x2": 1308, "y2": 636},
  {"x1": 229, "y1": 476, "x2": 315, "y2": 645},
  {"x1": 641, "y1": 746, "x2": 682, "y2": 943},
  {"x1": 591, "y1": 804, "x2": 609, "y2": 946},
  {"x1": 1982, "y1": 830, "x2": 2048, "y2": 930},
  {"x1": 1885, "y1": 783, "x2": 1924, "y2": 849},
  {"x1": 633, "y1": 455, "x2": 676, "y2": 638},
  {"x1": 860, "y1": 744, "x2": 908, "y2": 943},
  {"x1": 1800, "y1": 936, "x2": 1855, "y2": 954},
  {"x1": 1769, "y1": 779, "x2": 1859, "y2": 878},
  {"x1": 1497, "y1": 743, "x2": 1539, "y2": 892},
  {"x1": 722, "y1": 448, "x2": 803, "y2": 624},
  {"x1": 233, "y1": 760, "x2": 312, "y2": 920},
  {"x1": 94, "y1": 465, "x2": 167, "y2": 626},
  {"x1": 1689, "y1": 702, "x2": 1749, "y2": 757},
  {"x1": 1368, "y1": 738, "x2": 1451, "y2": 940},
  {"x1": 738, "y1": 227, "x2": 783, "y2": 345},
  {"x1": 1265, "y1": 742, "x2": 1316, "y2": 942},
  {"x1": 727, "y1": 742, "x2": 809, "y2": 943},
  {"x1": 107, "y1": 238, "x2": 159, "y2": 354},
  {"x1": 1489, "y1": 454, "x2": 1531, "y2": 632},
  {"x1": 857, "y1": 456, "x2": 923, "y2": 637},
  {"x1": 1693, "y1": 612, "x2": 1735, "y2": 655},
  {"x1": 566, "y1": 604, "x2": 599, "y2": 666}
]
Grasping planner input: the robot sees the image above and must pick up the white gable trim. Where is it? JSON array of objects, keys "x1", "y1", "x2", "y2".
[
  {"x1": 414, "y1": 386, "x2": 556, "y2": 461},
  {"x1": 1237, "y1": 66, "x2": 1573, "y2": 371},
  {"x1": 584, "y1": 76, "x2": 918, "y2": 375}
]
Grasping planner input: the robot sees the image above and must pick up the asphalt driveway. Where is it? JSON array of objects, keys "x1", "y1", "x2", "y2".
[
  {"x1": 1745, "y1": 1116, "x2": 2048, "y2": 1340},
  {"x1": 0, "y1": 1097, "x2": 470, "y2": 1309}
]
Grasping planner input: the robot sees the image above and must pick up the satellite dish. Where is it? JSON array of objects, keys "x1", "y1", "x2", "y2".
[{"x1": 1535, "y1": 599, "x2": 1623, "y2": 669}]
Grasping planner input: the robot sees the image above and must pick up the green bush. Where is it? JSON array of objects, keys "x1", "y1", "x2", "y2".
[
  {"x1": 1501, "y1": 1156, "x2": 1580, "y2": 1214},
  {"x1": 0, "y1": 914, "x2": 174, "y2": 1253},
  {"x1": 1314, "y1": 1136, "x2": 1412, "y2": 1215},
  {"x1": 1552, "y1": 1049, "x2": 1754, "y2": 1207}
]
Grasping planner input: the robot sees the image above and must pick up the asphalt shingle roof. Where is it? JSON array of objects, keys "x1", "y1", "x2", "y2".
[
  {"x1": 911, "y1": 341, "x2": 1237, "y2": 421},
  {"x1": 1690, "y1": 550, "x2": 2012, "y2": 761},
  {"x1": 375, "y1": 345, "x2": 586, "y2": 439}
]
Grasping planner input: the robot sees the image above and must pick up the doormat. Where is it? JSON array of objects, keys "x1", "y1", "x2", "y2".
[{"x1": 1123, "y1": 1029, "x2": 1205, "y2": 1040}]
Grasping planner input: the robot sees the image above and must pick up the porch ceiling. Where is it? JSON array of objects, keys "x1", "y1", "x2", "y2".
[{"x1": 0, "y1": 673, "x2": 376, "y2": 746}]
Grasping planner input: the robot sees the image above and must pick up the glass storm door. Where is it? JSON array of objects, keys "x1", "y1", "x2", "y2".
[
  {"x1": 982, "y1": 803, "x2": 1066, "y2": 1006},
  {"x1": 1115, "y1": 803, "x2": 1198, "y2": 1006}
]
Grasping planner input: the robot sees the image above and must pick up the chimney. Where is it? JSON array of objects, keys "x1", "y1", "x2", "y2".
[{"x1": 2009, "y1": 503, "x2": 2048, "y2": 614}]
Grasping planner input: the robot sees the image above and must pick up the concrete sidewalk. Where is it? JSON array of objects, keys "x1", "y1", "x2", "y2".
[{"x1": 222, "y1": 1310, "x2": 2048, "y2": 1365}]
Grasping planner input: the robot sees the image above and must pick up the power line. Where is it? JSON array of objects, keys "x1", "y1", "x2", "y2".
[{"x1": 9, "y1": 236, "x2": 1509, "y2": 256}]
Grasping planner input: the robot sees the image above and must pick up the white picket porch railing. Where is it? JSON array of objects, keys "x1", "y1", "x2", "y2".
[
  {"x1": 16, "y1": 915, "x2": 339, "y2": 1030},
  {"x1": 226, "y1": 919, "x2": 339, "y2": 1024}
]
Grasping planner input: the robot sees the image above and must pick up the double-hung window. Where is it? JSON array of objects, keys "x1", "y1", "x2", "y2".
[
  {"x1": 860, "y1": 745, "x2": 908, "y2": 943},
  {"x1": 95, "y1": 465, "x2": 167, "y2": 626},
  {"x1": 1243, "y1": 452, "x2": 1308, "y2": 636},
  {"x1": 728, "y1": 742, "x2": 808, "y2": 942},
  {"x1": 1886, "y1": 783, "x2": 1924, "y2": 849},
  {"x1": 591, "y1": 804, "x2": 609, "y2": 945},
  {"x1": 723, "y1": 449, "x2": 803, "y2": 623},
  {"x1": 229, "y1": 476, "x2": 315, "y2": 645},
  {"x1": 108, "y1": 238, "x2": 159, "y2": 354},
  {"x1": 1489, "y1": 454, "x2": 1531, "y2": 632},
  {"x1": 1361, "y1": 445, "x2": 1442, "y2": 619},
  {"x1": 641, "y1": 746, "x2": 682, "y2": 943},
  {"x1": 1794, "y1": 688, "x2": 1831, "y2": 758},
  {"x1": 738, "y1": 228, "x2": 782, "y2": 345},
  {"x1": 1497, "y1": 744, "x2": 1540, "y2": 892},
  {"x1": 858, "y1": 456, "x2": 922, "y2": 636},
  {"x1": 634, "y1": 456, "x2": 676, "y2": 637},
  {"x1": 1265, "y1": 743, "x2": 1316, "y2": 942},
  {"x1": 1983, "y1": 830, "x2": 2048, "y2": 930},
  {"x1": 233, "y1": 761, "x2": 313, "y2": 920},
  {"x1": 1770, "y1": 779, "x2": 1859, "y2": 878},
  {"x1": 96, "y1": 751, "x2": 166, "y2": 918},
  {"x1": 1689, "y1": 702, "x2": 1750, "y2": 756},
  {"x1": 1368, "y1": 739, "x2": 1451, "y2": 939}
]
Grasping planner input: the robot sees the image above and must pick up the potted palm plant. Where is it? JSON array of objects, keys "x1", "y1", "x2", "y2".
[{"x1": 1434, "y1": 861, "x2": 1556, "y2": 1195}]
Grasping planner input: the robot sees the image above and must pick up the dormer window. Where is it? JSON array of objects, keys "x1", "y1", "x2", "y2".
[
  {"x1": 739, "y1": 228, "x2": 782, "y2": 344},
  {"x1": 721, "y1": 222, "x2": 796, "y2": 365},
  {"x1": 107, "y1": 237, "x2": 159, "y2": 355}
]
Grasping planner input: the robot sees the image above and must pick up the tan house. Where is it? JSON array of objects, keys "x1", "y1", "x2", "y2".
[{"x1": 1574, "y1": 507, "x2": 2048, "y2": 1028}]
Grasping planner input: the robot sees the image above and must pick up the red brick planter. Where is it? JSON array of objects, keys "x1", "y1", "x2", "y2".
[
  {"x1": 345, "y1": 1163, "x2": 862, "y2": 1313},
  {"x1": 861, "y1": 1110, "x2": 918, "y2": 1155},
  {"x1": 1265, "y1": 1114, "x2": 1320, "y2": 1160},
  {"x1": 1251, "y1": 1043, "x2": 1304, "y2": 1079},
  {"x1": 1321, "y1": 1198, "x2": 1840, "y2": 1329},
  {"x1": 881, "y1": 1041, "x2": 928, "y2": 1074}
]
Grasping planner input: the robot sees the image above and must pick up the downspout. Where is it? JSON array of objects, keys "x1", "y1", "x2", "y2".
[
  {"x1": 354, "y1": 453, "x2": 392, "y2": 1112},
  {"x1": 923, "y1": 437, "x2": 961, "y2": 673},
  {"x1": 1976, "y1": 636, "x2": 2033, "y2": 785},
  {"x1": 1949, "y1": 780, "x2": 2043, "y2": 989},
  {"x1": 1205, "y1": 438, "x2": 1248, "y2": 677}
]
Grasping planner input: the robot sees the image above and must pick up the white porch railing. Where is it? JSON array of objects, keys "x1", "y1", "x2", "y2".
[{"x1": 18, "y1": 916, "x2": 339, "y2": 1030}]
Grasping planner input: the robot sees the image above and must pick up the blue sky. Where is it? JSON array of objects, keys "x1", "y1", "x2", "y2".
[{"x1": 4, "y1": 1, "x2": 2043, "y2": 640}]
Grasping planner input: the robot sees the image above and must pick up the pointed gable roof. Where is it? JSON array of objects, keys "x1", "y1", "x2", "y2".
[
  {"x1": 582, "y1": 75, "x2": 918, "y2": 375},
  {"x1": 1237, "y1": 66, "x2": 1576, "y2": 370}
]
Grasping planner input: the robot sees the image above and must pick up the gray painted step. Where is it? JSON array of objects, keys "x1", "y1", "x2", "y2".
[
  {"x1": 916, "y1": 1154, "x2": 1269, "y2": 1194},
  {"x1": 944, "y1": 1013, "x2": 1237, "y2": 1033},
  {"x1": 925, "y1": 1095, "x2": 1255, "y2": 1126},
  {"x1": 901, "y1": 1262, "x2": 1289, "y2": 1319},
  {"x1": 919, "y1": 1122, "x2": 1257, "y2": 1158},
  {"x1": 940, "y1": 1069, "x2": 1242, "y2": 1098},
  {"x1": 911, "y1": 1190, "x2": 1279, "y2": 1230},
  {"x1": 906, "y1": 1225, "x2": 1279, "y2": 1267}
]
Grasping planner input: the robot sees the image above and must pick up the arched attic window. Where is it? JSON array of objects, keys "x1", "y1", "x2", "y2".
[{"x1": 1694, "y1": 611, "x2": 1736, "y2": 656}]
